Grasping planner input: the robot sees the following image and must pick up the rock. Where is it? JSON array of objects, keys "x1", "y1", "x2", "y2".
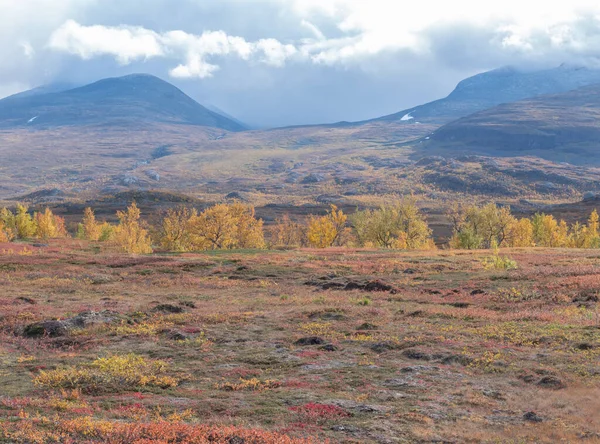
[
  {"x1": 22, "y1": 310, "x2": 123, "y2": 338},
  {"x1": 225, "y1": 192, "x2": 245, "y2": 200},
  {"x1": 309, "y1": 310, "x2": 346, "y2": 321},
  {"x1": 439, "y1": 354, "x2": 472, "y2": 366},
  {"x1": 144, "y1": 170, "x2": 160, "y2": 181},
  {"x1": 315, "y1": 194, "x2": 345, "y2": 204},
  {"x1": 321, "y1": 282, "x2": 346, "y2": 290},
  {"x1": 403, "y1": 268, "x2": 418, "y2": 274},
  {"x1": 152, "y1": 304, "x2": 185, "y2": 314},
  {"x1": 415, "y1": 156, "x2": 445, "y2": 166},
  {"x1": 165, "y1": 330, "x2": 190, "y2": 341},
  {"x1": 470, "y1": 289, "x2": 486, "y2": 295},
  {"x1": 301, "y1": 173, "x2": 325, "y2": 184},
  {"x1": 67, "y1": 311, "x2": 122, "y2": 328},
  {"x1": 295, "y1": 336, "x2": 325, "y2": 346},
  {"x1": 319, "y1": 344, "x2": 339, "y2": 352},
  {"x1": 523, "y1": 411, "x2": 543, "y2": 422},
  {"x1": 32, "y1": 243, "x2": 49, "y2": 248},
  {"x1": 357, "y1": 322, "x2": 378, "y2": 331},
  {"x1": 370, "y1": 341, "x2": 402, "y2": 353},
  {"x1": 482, "y1": 389, "x2": 505, "y2": 400},
  {"x1": 536, "y1": 376, "x2": 565, "y2": 389},
  {"x1": 402, "y1": 349, "x2": 432, "y2": 361},
  {"x1": 401, "y1": 365, "x2": 439, "y2": 373},
  {"x1": 14, "y1": 297, "x2": 36, "y2": 305},
  {"x1": 583, "y1": 192, "x2": 599, "y2": 201},
  {"x1": 364, "y1": 280, "x2": 396, "y2": 293},
  {"x1": 575, "y1": 343, "x2": 595, "y2": 350},
  {"x1": 383, "y1": 378, "x2": 414, "y2": 388},
  {"x1": 120, "y1": 175, "x2": 140, "y2": 186},
  {"x1": 448, "y1": 302, "x2": 470, "y2": 308},
  {"x1": 23, "y1": 320, "x2": 68, "y2": 338},
  {"x1": 573, "y1": 291, "x2": 599, "y2": 303}
]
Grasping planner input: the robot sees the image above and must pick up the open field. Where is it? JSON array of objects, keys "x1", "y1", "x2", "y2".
[{"x1": 1, "y1": 242, "x2": 599, "y2": 443}]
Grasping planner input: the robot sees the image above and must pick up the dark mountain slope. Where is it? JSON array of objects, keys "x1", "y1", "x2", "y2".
[
  {"x1": 364, "y1": 64, "x2": 600, "y2": 125},
  {"x1": 0, "y1": 74, "x2": 245, "y2": 131},
  {"x1": 424, "y1": 83, "x2": 600, "y2": 165}
]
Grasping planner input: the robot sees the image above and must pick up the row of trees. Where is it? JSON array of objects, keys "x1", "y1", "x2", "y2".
[
  {"x1": 2, "y1": 200, "x2": 600, "y2": 253},
  {"x1": 0, "y1": 204, "x2": 67, "y2": 242},
  {"x1": 449, "y1": 203, "x2": 600, "y2": 249}
]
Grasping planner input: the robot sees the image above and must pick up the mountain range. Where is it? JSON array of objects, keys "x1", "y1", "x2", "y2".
[
  {"x1": 2, "y1": 64, "x2": 600, "y2": 202},
  {"x1": 366, "y1": 64, "x2": 600, "y2": 125}
]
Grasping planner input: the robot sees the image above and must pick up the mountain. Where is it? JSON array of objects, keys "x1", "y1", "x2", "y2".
[
  {"x1": 366, "y1": 64, "x2": 600, "y2": 125},
  {"x1": 0, "y1": 74, "x2": 246, "y2": 131},
  {"x1": 2, "y1": 82, "x2": 79, "y2": 100},
  {"x1": 424, "y1": 83, "x2": 600, "y2": 165}
]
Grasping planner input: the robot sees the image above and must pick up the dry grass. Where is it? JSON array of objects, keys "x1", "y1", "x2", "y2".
[{"x1": 0, "y1": 242, "x2": 599, "y2": 442}]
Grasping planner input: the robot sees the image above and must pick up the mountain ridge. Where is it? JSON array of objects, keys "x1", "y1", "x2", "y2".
[
  {"x1": 361, "y1": 64, "x2": 600, "y2": 126},
  {"x1": 0, "y1": 74, "x2": 246, "y2": 132}
]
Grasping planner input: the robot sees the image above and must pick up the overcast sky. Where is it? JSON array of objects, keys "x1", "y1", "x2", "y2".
[{"x1": 2, "y1": 0, "x2": 600, "y2": 127}]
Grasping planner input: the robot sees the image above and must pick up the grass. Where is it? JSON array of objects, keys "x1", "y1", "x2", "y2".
[{"x1": 0, "y1": 241, "x2": 599, "y2": 442}]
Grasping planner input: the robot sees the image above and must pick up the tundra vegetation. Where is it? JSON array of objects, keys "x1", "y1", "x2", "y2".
[{"x1": 0, "y1": 200, "x2": 599, "y2": 443}]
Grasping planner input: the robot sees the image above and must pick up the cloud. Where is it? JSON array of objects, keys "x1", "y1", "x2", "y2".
[
  {"x1": 49, "y1": 20, "x2": 164, "y2": 64},
  {"x1": 42, "y1": 2, "x2": 600, "y2": 77},
  {"x1": 5, "y1": 0, "x2": 600, "y2": 126},
  {"x1": 48, "y1": 21, "x2": 300, "y2": 78}
]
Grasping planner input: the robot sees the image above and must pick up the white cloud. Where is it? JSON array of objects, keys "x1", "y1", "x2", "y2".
[
  {"x1": 49, "y1": 20, "x2": 164, "y2": 64},
  {"x1": 30, "y1": 1, "x2": 600, "y2": 81},
  {"x1": 48, "y1": 21, "x2": 301, "y2": 78}
]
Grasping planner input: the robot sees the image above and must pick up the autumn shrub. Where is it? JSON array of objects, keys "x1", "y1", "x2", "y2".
[
  {"x1": 34, "y1": 354, "x2": 179, "y2": 393},
  {"x1": 34, "y1": 208, "x2": 68, "y2": 240},
  {"x1": 271, "y1": 214, "x2": 306, "y2": 248},
  {"x1": 189, "y1": 202, "x2": 265, "y2": 250},
  {"x1": 77, "y1": 207, "x2": 102, "y2": 241},
  {"x1": 112, "y1": 203, "x2": 153, "y2": 254},
  {"x1": 216, "y1": 377, "x2": 281, "y2": 391},
  {"x1": 289, "y1": 403, "x2": 350, "y2": 424},
  {"x1": 481, "y1": 254, "x2": 518, "y2": 270},
  {"x1": 351, "y1": 198, "x2": 434, "y2": 249},
  {"x1": 1, "y1": 417, "x2": 321, "y2": 444},
  {"x1": 158, "y1": 206, "x2": 197, "y2": 251},
  {"x1": 307, "y1": 205, "x2": 349, "y2": 248}
]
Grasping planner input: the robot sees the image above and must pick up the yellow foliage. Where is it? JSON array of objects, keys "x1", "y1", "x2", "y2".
[
  {"x1": 34, "y1": 354, "x2": 179, "y2": 391},
  {"x1": 307, "y1": 205, "x2": 348, "y2": 248},
  {"x1": 79, "y1": 207, "x2": 101, "y2": 241},
  {"x1": 35, "y1": 208, "x2": 68, "y2": 240},
  {"x1": 505, "y1": 218, "x2": 534, "y2": 247},
  {"x1": 14, "y1": 204, "x2": 36, "y2": 239},
  {"x1": 270, "y1": 214, "x2": 305, "y2": 248},
  {"x1": 189, "y1": 202, "x2": 265, "y2": 250},
  {"x1": 112, "y1": 202, "x2": 153, "y2": 254},
  {"x1": 216, "y1": 377, "x2": 281, "y2": 391},
  {"x1": 159, "y1": 206, "x2": 197, "y2": 251},
  {"x1": 351, "y1": 198, "x2": 433, "y2": 249}
]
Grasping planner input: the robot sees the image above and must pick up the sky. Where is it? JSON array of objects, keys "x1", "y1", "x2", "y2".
[{"x1": 2, "y1": 0, "x2": 600, "y2": 127}]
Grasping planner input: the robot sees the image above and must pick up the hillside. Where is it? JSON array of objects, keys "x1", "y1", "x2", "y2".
[
  {"x1": 0, "y1": 74, "x2": 246, "y2": 131},
  {"x1": 365, "y1": 64, "x2": 600, "y2": 125},
  {"x1": 424, "y1": 83, "x2": 600, "y2": 165}
]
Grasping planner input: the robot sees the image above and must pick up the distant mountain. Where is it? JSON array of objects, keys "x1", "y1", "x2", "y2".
[
  {"x1": 205, "y1": 104, "x2": 250, "y2": 130},
  {"x1": 0, "y1": 74, "x2": 246, "y2": 131},
  {"x1": 366, "y1": 64, "x2": 600, "y2": 125},
  {"x1": 3, "y1": 82, "x2": 79, "y2": 100},
  {"x1": 424, "y1": 83, "x2": 600, "y2": 165}
]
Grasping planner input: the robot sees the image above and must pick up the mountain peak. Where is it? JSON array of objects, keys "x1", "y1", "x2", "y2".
[{"x1": 0, "y1": 74, "x2": 246, "y2": 131}]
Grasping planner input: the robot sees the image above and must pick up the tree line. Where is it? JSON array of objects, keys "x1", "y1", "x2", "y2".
[{"x1": 0, "y1": 200, "x2": 598, "y2": 253}]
